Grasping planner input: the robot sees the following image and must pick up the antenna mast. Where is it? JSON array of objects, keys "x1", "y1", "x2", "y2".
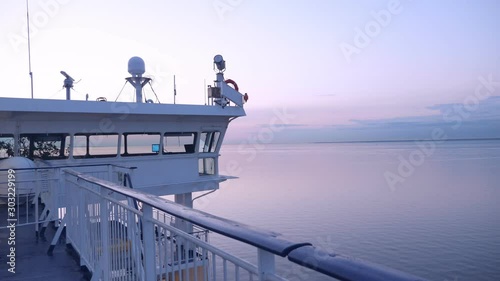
[
  {"x1": 126, "y1": 57, "x2": 150, "y2": 103},
  {"x1": 26, "y1": 0, "x2": 34, "y2": 99},
  {"x1": 173, "y1": 75, "x2": 177, "y2": 104}
]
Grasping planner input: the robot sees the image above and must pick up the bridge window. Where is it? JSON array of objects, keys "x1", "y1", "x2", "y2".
[
  {"x1": 0, "y1": 135, "x2": 14, "y2": 159},
  {"x1": 163, "y1": 132, "x2": 196, "y2": 154},
  {"x1": 73, "y1": 135, "x2": 88, "y2": 157},
  {"x1": 200, "y1": 131, "x2": 220, "y2": 153},
  {"x1": 121, "y1": 133, "x2": 161, "y2": 156},
  {"x1": 19, "y1": 134, "x2": 69, "y2": 160},
  {"x1": 199, "y1": 157, "x2": 215, "y2": 175},
  {"x1": 74, "y1": 133, "x2": 118, "y2": 158}
]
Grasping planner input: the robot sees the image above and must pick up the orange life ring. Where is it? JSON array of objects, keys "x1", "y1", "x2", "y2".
[{"x1": 225, "y1": 79, "x2": 239, "y2": 92}]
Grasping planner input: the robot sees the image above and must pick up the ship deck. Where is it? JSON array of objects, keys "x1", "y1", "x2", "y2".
[{"x1": 0, "y1": 207, "x2": 86, "y2": 280}]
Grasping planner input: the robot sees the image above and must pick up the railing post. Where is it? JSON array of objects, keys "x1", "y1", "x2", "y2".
[
  {"x1": 257, "y1": 249, "x2": 275, "y2": 281},
  {"x1": 142, "y1": 204, "x2": 157, "y2": 280},
  {"x1": 79, "y1": 184, "x2": 87, "y2": 267},
  {"x1": 35, "y1": 169, "x2": 40, "y2": 236},
  {"x1": 99, "y1": 186, "x2": 110, "y2": 280},
  {"x1": 107, "y1": 165, "x2": 113, "y2": 182},
  {"x1": 58, "y1": 168, "x2": 65, "y2": 222}
]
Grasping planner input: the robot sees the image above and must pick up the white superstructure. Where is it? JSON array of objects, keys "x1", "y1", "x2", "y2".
[{"x1": 0, "y1": 55, "x2": 246, "y2": 205}]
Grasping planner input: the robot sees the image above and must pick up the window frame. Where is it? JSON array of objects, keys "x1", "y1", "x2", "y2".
[
  {"x1": 0, "y1": 134, "x2": 15, "y2": 159},
  {"x1": 121, "y1": 132, "x2": 161, "y2": 157},
  {"x1": 199, "y1": 131, "x2": 221, "y2": 153},
  {"x1": 73, "y1": 133, "x2": 119, "y2": 159},
  {"x1": 162, "y1": 132, "x2": 197, "y2": 155},
  {"x1": 18, "y1": 133, "x2": 70, "y2": 160}
]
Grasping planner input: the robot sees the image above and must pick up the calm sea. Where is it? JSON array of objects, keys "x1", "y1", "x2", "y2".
[{"x1": 194, "y1": 140, "x2": 500, "y2": 281}]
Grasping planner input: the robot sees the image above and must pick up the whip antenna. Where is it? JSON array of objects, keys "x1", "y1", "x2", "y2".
[
  {"x1": 174, "y1": 75, "x2": 177, "y2": 104},
  {"x1": 26, "y1": 0, "x2": 34, "y2": 99}
]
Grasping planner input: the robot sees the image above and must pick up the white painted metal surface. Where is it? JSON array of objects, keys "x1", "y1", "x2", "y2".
[{"x1": 58, "y1": 168, "x2": 428, "y2": 281}]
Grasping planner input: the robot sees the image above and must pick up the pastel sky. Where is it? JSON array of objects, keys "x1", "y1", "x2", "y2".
[{"x1": 1, "y1": 0, "x2": 499, "y2": 143}]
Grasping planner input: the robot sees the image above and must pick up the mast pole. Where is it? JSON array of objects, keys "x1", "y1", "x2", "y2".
[
  {"x1": 26, "y1": 0, "x2": 34, "y2": 99},
  {"x1": 173, "y1": 75, "x2": 177, "y2": 104}
]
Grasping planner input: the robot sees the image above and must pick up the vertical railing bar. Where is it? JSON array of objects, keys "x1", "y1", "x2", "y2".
[
  {"x1": 223, "y1": 259, "x2": 227, "y2": 281},
  {"x1": 178, "y1": 236, "x2": 184, "y2": 281},
  {"x1": 113, "y1": 203, "x2": 118, "y2": 279},
  {"x1": 141, "y1": 205, "x2": 156, "y2": 280},
  {"x1": 89, "y1": 193, "x2": 94, "y2": 270},
  {"x1": 139, "y1": 211, "x2": 146, "y2": 281},
  {"x1": 110, "y1": 203, "x2": 115, "y2": 279},
  {"x1": 119, "y1": 209, "x2": 123, "y2": 281},
  {"x1": 122, "y1": 206, "x2": 127, "y2": 281},
  {"x1": 96, "y1": 193, "x2": 102, "y2": 274},
  {"x1": 78, "y1": 183, "x2": 84, "y2": 267},
  {"x1": 86, "y1": 189, "x2": 90, "y2": 267},
  {"x1": 169, "y1": 229, "x2": 174, "y2": 281},
  {"x1": 184, "y1": 240, "x2": 189, "y2": 281},
  {"x1": 127, "y1": 202, "x2": 135, "y2": 280},
  {"x1": 127, "y1": 207, "x2": 131, "y2": 281},
  {"x1": 78, "y1": 183, "x2": 83, "y2": 266},
  {"x1": 201, "y1": 240, "x2": 205, "y2": 281},
  {"x1": 87, "y1": 186, "x2": 92, "y2": 270},
  {"x1": 119, "y1": 204, "x2": 123, "y2": 280},
  {"x1": 158, "y1": 223, "x2": 163, "y2": 279},
  {"x1": 122, "y1": 206, "x2": 126, "y2": 281},
  {"x1": 25, "y1": 192, "x2": 28, "y2": 224},
  {"x1": 126, "y1": 213, "x2": 130, "y2": 281},
  {"x1": 194, "y1": 239, "x2": 198, "y2": 281},
  {"x1": 212, "y1": 252, "x2": 216, "y2": 281},
  {"x1": 155, "y1": 223, "x2": 160, "y2": 280},
  {"x1": 167, "y1": 227, "x2": 171, "y2": 281},
  {"x1": 130, "y1": 210, "x2": 134, "y2": 281},
  {"x1": 116, "y1": 206, "x2": 119, "y2": 279},
  {"x1": 35, "y1": 172, "x2": 39, "y2": 235},
  {"x1": 125, "y1": 209, "x2": 128, "y2": 281},
  {"x1": 92, "y1": 194, "x2": 96, "y2": 271}
]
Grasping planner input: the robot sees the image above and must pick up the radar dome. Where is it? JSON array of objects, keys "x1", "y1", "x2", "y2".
[
  {"x1": 0, "y1": 157, "x2": 37, "y2": 204},
  {"x1": 0, "y1": 157, "x2": 36, "y2": 170},
  {"x1": 128, "y1": 56, "x2": 146, "y2": 76}
]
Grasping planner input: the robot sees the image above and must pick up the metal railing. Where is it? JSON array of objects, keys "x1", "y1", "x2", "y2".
[
  {"x1": 60, "y1": 169, "x2": 430, "y2": 281},
  {"x1": 0, "y1": 164, "x2": 134, "y2": 236}
]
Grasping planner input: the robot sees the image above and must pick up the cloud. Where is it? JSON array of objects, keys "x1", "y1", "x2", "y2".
[
  {"x1": 326, "y1": 96, "x2": 500, "y2": 141},
  {"x1": 256, "y1": 123, "x2": 306, "y2": 128},
  {"x1": 428, "y1": 96, "x2": 500, "y2": 120},
  {"x1": 226, "y1": 96, "x2": 500, "y2": 143}
]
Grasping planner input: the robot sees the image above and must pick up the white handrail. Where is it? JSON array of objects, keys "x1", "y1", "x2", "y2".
[{"x1": 61, "y1": 168, "x2": 430, "y2": 281}]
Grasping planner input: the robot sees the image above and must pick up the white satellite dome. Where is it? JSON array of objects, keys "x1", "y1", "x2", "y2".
[
  {"x1": 0, "y1": 157, "x2": 36, "y2": 170},
  {"x1": 128, "y1": 56, "x2": 146, "y2": 76},
  {"x1": 0, "y1": 157, "x2": 37, "y2": 205}
]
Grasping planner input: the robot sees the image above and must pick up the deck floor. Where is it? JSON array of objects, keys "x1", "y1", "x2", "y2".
[{"x1": 0, "y1": 207, "x2": 87, "y2": 280}]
